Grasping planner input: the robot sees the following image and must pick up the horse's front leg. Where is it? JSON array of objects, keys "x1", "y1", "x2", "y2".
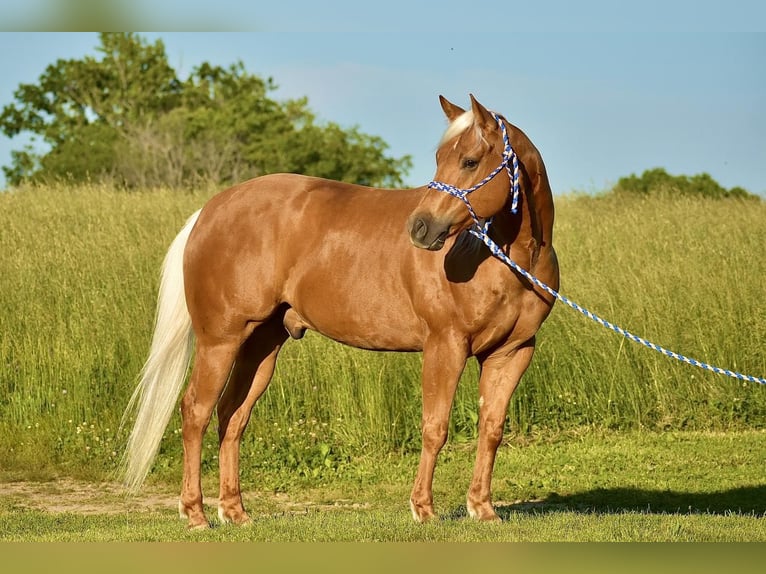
[
  {"x1": 409, "y1": 333, "x2": 468, "y2": 522},
  {"x1": 466, "y1": 337, "x2": 536, "y2": 521}
]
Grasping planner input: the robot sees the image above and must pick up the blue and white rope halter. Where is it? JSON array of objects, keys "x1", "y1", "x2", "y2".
[
  {"x1": 428, "y1": 111, "x2": 520, "y2": 226},
  {"x1": 429, "y1": 112, "x2": 766, "y2": 386}
]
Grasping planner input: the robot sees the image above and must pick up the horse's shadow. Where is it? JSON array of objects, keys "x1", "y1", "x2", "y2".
[{"x1": 445, "y1": 485, "x2": 766, "y2": 520}]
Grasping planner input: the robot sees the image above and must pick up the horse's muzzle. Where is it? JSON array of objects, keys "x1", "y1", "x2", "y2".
[{"x1": 407, "y1": 214, "x2": 451, "y2": 251}]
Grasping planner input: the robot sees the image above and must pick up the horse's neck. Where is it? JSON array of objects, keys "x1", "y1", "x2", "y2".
[
  {"x1": 506, "y1": 124, "x2": 556, "y2": 250},
  {"x1": 525, "y1": 168, "x2": 555, "y2": 248},
  {"x1": 486, "y1": 167, "x2": 554, "y2": 279}
]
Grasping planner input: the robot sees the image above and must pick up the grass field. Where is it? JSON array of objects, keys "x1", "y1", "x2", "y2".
[
  {"x1": 2, "y1": 430, "x2": 766, "y2": 541},
  {"x1": 0, "y1": 184, "x2": 764, "y2": 541}
]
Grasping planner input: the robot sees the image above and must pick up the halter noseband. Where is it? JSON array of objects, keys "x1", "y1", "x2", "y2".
[{"x1": 427, "y1": 111, "x2": 520, "y2": 237}]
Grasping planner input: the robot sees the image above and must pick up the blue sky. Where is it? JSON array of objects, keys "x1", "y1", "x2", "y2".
[{"x1": 0, "y1": 23, "x2": 764, "y2": 195}]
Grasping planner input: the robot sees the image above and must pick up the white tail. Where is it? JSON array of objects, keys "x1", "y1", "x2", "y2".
[{"x1": 121, "y1": 209, "x2": 201, "y2": 492}]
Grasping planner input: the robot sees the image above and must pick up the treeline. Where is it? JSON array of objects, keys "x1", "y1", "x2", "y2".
[
  {"x1": 0, "y1": 33, "x2": 412, "y2": 189},
  {"x1": 613, "y1": 167, "x2": 759, "y2": 200}
]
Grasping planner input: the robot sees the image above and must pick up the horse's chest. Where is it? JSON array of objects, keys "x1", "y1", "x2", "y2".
[
  {"x1": 450, "y1": 256, "x2": 554, "y2": 355},
  {"x1": 451, "y1": 274, "x2": 523, "y2": 331}
]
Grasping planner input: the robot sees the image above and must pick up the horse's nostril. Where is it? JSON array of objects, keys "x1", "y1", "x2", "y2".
[{"x1": 412, "y1": 218, "x2": 428, "y2": 240}]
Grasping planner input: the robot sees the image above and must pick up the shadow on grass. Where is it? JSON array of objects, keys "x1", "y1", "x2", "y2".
[
  {"x1": 443, "y1": 485, "x2": 766, "y2": 520},
  {"x1": 492, "y1": 485, "x2": 766, "y2": 518}
]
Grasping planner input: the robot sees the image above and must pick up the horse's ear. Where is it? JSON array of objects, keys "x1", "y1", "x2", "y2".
[
  {"x1": 439, "y1": 95, "x2": 466, "y2": 122},
  {"x1": 469, "y1": 94, "x2": 494, "y2": 130}
]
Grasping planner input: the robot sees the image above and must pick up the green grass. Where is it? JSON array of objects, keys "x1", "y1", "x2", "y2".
[
  {"x1": 1, "y1": 430, "x2": 765, "y2": 541},
  {"x1": 5, "y1": 508, "x2": 763, "y2": 542},
  {"x1": 0, "y1": 185, "x2": 764, "y2": 484}
]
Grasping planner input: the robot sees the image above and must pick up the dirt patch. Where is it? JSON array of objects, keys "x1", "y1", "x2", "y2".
[
  {"x1": 1, "y1": 480, "x2": 178, "y2": 515},
  {"x1": 0, "y1": 479, "x2": 371, "y2": 517}
]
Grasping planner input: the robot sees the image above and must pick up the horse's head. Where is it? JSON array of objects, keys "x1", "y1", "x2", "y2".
[{"x1": 408, "y1": 95, "x2": 515, "y2": 251}]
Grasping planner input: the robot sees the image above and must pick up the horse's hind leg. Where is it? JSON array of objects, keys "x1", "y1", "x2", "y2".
[
  {"x1": 217, "y1": 318, "x2": 288, "y2": 525},
  {"x1": 179, "y1": 335, "x2": 246, "y2": 529},
  {"x1": 466, "y1": 337, "x2": 536, "y2": 521}
]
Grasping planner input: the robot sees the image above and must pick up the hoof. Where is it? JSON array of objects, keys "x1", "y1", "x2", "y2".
[
  {"x1": 466, "y1": 499, "x2": 501, "y2": 522},
  {"x1": 409, "y1": 499, "x2": 437, "y2": 523},
  {"x1": 179, "y1": 499, "x2": 210, "y2": 529},
  {"x1": 218, "y1": 505, "x2": 253, "y2": 526}
]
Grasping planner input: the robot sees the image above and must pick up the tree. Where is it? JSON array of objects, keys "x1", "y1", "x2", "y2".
[
  {"x1": 0, "y1": 33, "x2": 180, "y2": 184},
  {"x1": 0, "y1": 33, "x2": 412, "y2": 189},
  {"x1": 613, "y1": 167, "x2": 757, "y2": 200}
]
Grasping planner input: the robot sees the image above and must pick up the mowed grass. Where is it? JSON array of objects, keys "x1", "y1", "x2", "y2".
[
  {"x1": 0, "y1": 184, "x2": 764, "y2": 541},
  {"x1": 2, "y1": 430, "x2": 766, "y2": 541}
]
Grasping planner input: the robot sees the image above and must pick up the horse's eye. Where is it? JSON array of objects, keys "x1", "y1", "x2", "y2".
[{"x1": 462, "y1": 158, "x2": 478, "y2": 170}]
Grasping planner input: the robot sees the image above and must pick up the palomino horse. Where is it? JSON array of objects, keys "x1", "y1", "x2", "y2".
[{"x1": 123, "y1": 95, "x2": 559, "y2": 528}]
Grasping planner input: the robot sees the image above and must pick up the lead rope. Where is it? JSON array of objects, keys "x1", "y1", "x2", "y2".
[
  {"x1": 470, "y1": 226, "x2": 766, "y2": 385},
  {"x1": 429, "y1": 113, "x2": 766, "y2": 385}
]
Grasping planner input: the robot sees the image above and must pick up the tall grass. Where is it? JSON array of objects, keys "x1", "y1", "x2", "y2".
[{"x1": 0, "y1": 185, "x2": 764, "y2": 481}]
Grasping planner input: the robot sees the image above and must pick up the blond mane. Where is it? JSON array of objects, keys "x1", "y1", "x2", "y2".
[{"x1": 439, "y1": 110, "x2": 474, "y2": 146}]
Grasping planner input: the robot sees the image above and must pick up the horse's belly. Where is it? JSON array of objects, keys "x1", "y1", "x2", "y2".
[
  {"x1": 284, "y1": 279, "x2": 425, "y2": 352},
  {"x1": 289, "y1": 304, "x2": 424, "y2": 352},
  {"x1": 320, "y1": 324, "x2": 423, "y2": 352}
]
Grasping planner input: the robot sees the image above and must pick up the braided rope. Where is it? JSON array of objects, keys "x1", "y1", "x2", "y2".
[
  {"x1": 428, "y1": 112, "x2": 766, "y2": 385},
  {"x1": 468, "y1": 227, "x2": 766, "y2": 385}
]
